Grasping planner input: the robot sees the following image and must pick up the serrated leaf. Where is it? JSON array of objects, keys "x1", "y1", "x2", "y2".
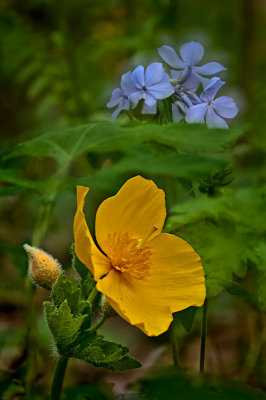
[
  {"x1": 51, "y1": 274, "x2": 94, "y2": 328},
  {"x1": 45, "y1": 278, "x2": 141, "y2": 371},
  {"x1": 52, "y1": 274, "x2": 81, "y2": 313},
  {"x1": 44, "y1": 300, "x2": 87, "y2": 354},
  {"x1": 70, "y1": 330, "x2": 141, "y2": 371}
]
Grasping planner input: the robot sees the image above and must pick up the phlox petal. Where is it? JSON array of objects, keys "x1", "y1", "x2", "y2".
[
  {"x1": 142, "y1": 102, "x2": 157, "y2": 114},
  {"x1": 206, "y1": 107, "x2": 228, "y2": 129},
  {"x1": 158, "y1": 45, "x2": 185, "y2": 69},
  {"x1": 128, "y1": 91, "x2": 143, "y2": 106},
  {"x1": 74, "y1": 186, "x2": 110, "y2": 280},
  {"x1": 185, "y1": 103, "x2": 208, "y2": 124},
  {"x1": 95, "y1": 176, "x2": 166, "y2": 255},
  {"x1": 195, "y1": 62, "x2": 226, "y2": 75},
  {"x1": 132, "y1": 65, "x2": 145, "y2": 88},
  {"x1": 110, "y1": 99, "x2": 130, "y2": 121},
  {"x1": 107, "y1": 88, "x2": 123, "y2": 108},
  {"x1": 172, "y1": 103, "x2": 184, "y2": 122},
  {"x1": 182, "y1": 72, "x2": 200, "y2": 92},
  {"x1": 144, "y1": 93, "x2": 157, "y2": 106},
  {"x1": 212, "y1": 96, "x2": 239, "y2": 118},
  {"x1": 200, "y1": 77, "x2": 225, "y2": 101},
  {"x1": 180, "y1": 41, "x2": 204, "y2": 66},
  {"x1": 148, "y1": 77, "x2": 174, "y2": 99},
  {"x1": 121, "y1": 71, "x2": 136, "y2": 95},
  {"x1": 145, "y1": 62, "x2": 165, "y2": 85}
]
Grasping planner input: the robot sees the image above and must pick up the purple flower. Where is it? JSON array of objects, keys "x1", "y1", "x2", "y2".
[
  {"x1": 158, "y1": 41, "x2": 226, "y2": 91},
  {"x1": 107, "y1": 71, "x2": 135, "y2": 121},
  {"x1": 185, "y1": 77, "x2": 239, "y2": 129},
  {"x1": 127, "y1": 63, "x2": 175, "y2": 114}
]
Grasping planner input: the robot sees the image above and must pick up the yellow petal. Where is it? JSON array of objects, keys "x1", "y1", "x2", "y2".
[
  {"x1": 96, "y1": 233, "x2": 205, "y2": 336},
  {"x1": 95, "y1": 176, "x2": 166, "y2": 254},
  {"x1": 144, "y1": 233, "x2": 206, "y2": 312},
  {"x1": 74, "y1": 186, "x2": 110, "y2": 280},
  {"x1": 97, "y1": 270, "x2": 171, "y2": 336}
]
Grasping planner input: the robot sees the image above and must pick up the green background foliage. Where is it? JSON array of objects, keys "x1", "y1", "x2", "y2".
[{"x1": 1, "y1": 0, "x2": 266, "y2": 398}]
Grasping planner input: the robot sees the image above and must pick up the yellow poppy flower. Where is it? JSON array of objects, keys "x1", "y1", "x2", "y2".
[{"x1": 74, "y1": 176, "x2": 206, "y2": 336}]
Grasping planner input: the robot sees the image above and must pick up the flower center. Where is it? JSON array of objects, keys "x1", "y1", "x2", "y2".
[{"x1": 103, "y1": 232, "x2": 153, "y2": 280}]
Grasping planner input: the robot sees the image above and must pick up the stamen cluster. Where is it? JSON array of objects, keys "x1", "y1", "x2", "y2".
[{"x1": 103, "y1": 232, "x2": 152, "y2": 280}]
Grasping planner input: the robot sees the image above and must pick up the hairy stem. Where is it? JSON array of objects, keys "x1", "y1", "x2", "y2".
[
  {"x1": 88, "y1": 286, "x2": 99, "y2": 304},
  {"x1": 51, "y1": 357, "x2": 69, "y2": 400},
  {"x1": 25, "y1": 162, "x2": 70, "y2": 396},
  {"x1": 25, "y1": 201, "x2": 55, "y2": 397}
]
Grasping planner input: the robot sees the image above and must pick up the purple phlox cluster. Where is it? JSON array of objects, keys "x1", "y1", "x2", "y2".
[
  {"x1": 107, "y1": 41, "x2": 238, "y2": 129},
  {"x1": 185, "y1": 77, "x2": 239, "y2": 129},
  {"x1": 107, "y1": 63, "x2": 174, "y2": 120},
  {"x1": 158, "y1": 41, "x2": 226, "y2": 91}
]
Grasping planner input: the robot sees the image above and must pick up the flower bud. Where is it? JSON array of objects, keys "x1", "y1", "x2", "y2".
[
  {"x1": 24, "y1": 244, "x2": 61, "y2": 289},
  {"x1": 101, "y1": 295, "x2": 117, "y2": 318}
]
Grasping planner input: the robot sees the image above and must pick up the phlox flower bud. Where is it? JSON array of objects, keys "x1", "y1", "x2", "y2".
[{"x1": 24, "y1": 244, "x2": 61, "y2": 289}]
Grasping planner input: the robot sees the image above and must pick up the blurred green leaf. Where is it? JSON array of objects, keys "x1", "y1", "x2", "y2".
[
  {"x1": 2, "y1": 123, "x2": 242, "y2": 166},
  {"x1": 140, "y1": 368, "x2": 266, "y2": 399},
  {"x1": 62, "y1": 383, "x2": 109, "y2": 400},
  {"x1": 176, "y1": 307, "x2": 198, "y2": 332}
]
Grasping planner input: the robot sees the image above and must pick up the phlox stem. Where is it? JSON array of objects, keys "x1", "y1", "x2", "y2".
[{"x1": 200, "y1": 299, "x2": 208, "y2": 373}]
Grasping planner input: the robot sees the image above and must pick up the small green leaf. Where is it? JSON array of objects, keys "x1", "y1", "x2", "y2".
[
  {"x1": 176, "y1": 307, "x2": 198, "y2": 332},
  {"x1": 70, "y1": 330, "x2": 142, "y2": 371},
  {"x1": 51, "y1": 273, "x2": 94, "y2": 328},
  {"x1": 220, "y1": 279, "x2": 252, "y2": 299}
]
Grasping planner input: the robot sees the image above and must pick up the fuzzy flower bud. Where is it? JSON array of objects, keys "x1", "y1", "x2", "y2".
[
  {"x1": 24, "y1": 244, "x2": 61, "y2": 289},
  {"x1": 101, "y1": 295, "x2": 117, "y2": 318}
]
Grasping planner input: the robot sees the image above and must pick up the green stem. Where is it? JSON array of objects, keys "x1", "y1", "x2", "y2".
[
  {"x1": 25, "y1": 201, "x2": 55, "y2": 398},
  {"x1": 31, "y1": 201, "x2": 54, "y2": 248},
  {"x1": 25, "y1": 163, "x2": 70, "y2": 396},
  {"x1": 88, "y1": 286, "x2": 98, "y2": 304},
  {"x1": 91, "y1": 314, "x2": 107, "y2": 332},
  {"x1": 200, "y1": 299, "x2": 208, "y2": 373},
  {"x1": 51, "y1": 357, "x2": 69, "y2": 400},
  {"x1": 170, "y1": 321, "x2": 179, "y2": 367}
]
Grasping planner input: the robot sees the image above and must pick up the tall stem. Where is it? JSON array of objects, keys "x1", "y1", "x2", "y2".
[
  {"x1": 51, "y1": 357, "x2": 69, "y2": 400},
  {"x1": 170, "y1": 321, "x2": 179, "y2": 367},
  {"x1": 25, "y1": 163, "x2": 70, "y2": 396},
  {"x1": 200, "y1": 299, "x2": 208, "y2": 373},
  {"x1": 25, "y1": 201, "x2": 55, "y2": 397}
]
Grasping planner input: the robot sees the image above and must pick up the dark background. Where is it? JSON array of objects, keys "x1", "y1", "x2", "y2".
[{"x1": 1, "y1": 0, "x2": 266, "y2": 398}]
